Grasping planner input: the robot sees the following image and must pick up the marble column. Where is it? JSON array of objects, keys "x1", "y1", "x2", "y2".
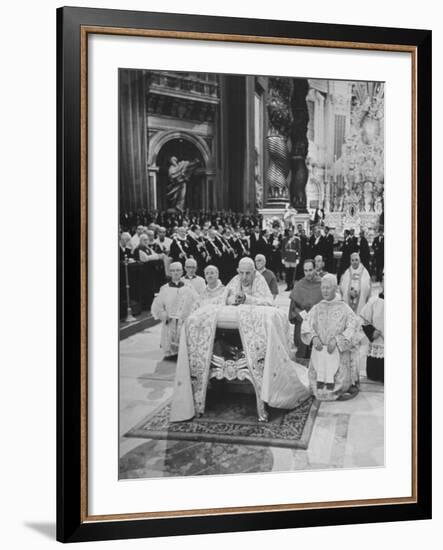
[{"x1": 289, "y1": 78, "x2": 309, "y2": 213}]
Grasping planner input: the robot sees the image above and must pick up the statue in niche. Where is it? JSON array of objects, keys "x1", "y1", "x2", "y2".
[{"x1": 166, "y1": 156, "x2": 201, "y2": 212}]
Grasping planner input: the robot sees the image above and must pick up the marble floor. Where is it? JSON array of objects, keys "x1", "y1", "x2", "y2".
[{"x1": 119, "y1": 284, "x2": 384, "y2": 479}]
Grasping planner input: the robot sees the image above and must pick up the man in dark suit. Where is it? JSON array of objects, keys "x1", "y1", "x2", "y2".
[
  {"x1": 323, "y1": 226, "x2": 335, "y2": 273},
  {"x1": 349, "y1": 228, "x2": 359, "y2": 254},
  {"x1": 250, "y1": 226, "x2": 267, "y2": 258},
  {"x1": 358, "y1": 229, "x2": 371, "y2": 273},
  {"x1": 372, "y1": 228, "x2": 384, "y2": 282},
  {"x1": 309, "y1": 226, "x2": 325, "y2": 259},
  {"x1": 339, "y1": 230, "x2": 352, "y2": 281}
]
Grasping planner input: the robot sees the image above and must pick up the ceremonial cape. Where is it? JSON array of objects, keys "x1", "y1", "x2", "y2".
[
  {"x1": 301, "y1": 297, "x2": 362, "y2": 401},
  {"x1": 339, "y1": 264, "x2": 371, "y2": 314}
]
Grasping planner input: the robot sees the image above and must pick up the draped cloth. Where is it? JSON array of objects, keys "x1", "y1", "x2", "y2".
[
  {"x1": 301, "y1": 297, "x2": 362, "y2": 401},
  {"x1": 170, "y1": 304, "x2": 312, "y2": 422}
]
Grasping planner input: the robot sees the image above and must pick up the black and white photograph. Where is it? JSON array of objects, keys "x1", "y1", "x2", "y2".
[{"x1": 118, "y1": 69, "x2": 385, "y2": 479}]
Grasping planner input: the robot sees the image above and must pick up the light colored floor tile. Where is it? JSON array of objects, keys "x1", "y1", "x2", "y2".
[{"x1": 119, "y1": 283, "x2": 385, "y2": 478}]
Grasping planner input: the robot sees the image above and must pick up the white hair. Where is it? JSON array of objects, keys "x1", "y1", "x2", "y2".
[
  {"x1": 169, "y1": 262, "x2": 183, "y2": 271},
  {"x1": 185, "y1": 258, "x2": 197, "y2": 267},
  {"x1": 254, "y1": 254, "x2": 266, "y2": 264}
]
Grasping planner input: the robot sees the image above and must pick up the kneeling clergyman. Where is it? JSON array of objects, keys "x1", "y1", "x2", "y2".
[
  {"x1": 182, "y1": 258, "x2": 206, "y2": 296},
  {"x1": 360, "y1": 274, "x2": 384, "y2": 382},
  {"x1": 200, "y1": 265, "x2": 225, "y2": 305},
  {"x1": 224, "y1": 257, "x2": 274, "y2": 306},
  {"x1": 151, "y1": 262, "x2": 199, "y2": 359},
  {"x1": 301, "y1": 274, "x2": 362, "y2": 401}
]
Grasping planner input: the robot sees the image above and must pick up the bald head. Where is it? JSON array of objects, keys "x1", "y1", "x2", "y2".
[
  {"x1": 321, "y1": 274, "x2": 338, "y2": 301},
  {"x1": 238, "y1": 257, "x2": 256, "y2": 287}
]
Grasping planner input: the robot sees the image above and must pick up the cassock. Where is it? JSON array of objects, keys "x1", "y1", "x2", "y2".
[
  {"x1": 258, "y1": 268, "x2": 279, "y2": 298},
  {"x1": 151, "y1": 281, "x2": 198, "y2": 357},
  {"x1": 339, "y1": 263, "x2": 371, "y2": 314},
  {"x1": 289, "y1": 276, "x2": 323, "y2": 363},
  {"x1": 360, "y1": 293, "x2": 384, "y2": 382},
  {"x1": 301, "y1": 297, "x2": 361, "y2": 400}
]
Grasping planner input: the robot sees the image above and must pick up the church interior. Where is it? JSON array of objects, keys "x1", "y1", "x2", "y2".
[{"x1": 118, "y1": 68, "x2": 385, "y2": 479}]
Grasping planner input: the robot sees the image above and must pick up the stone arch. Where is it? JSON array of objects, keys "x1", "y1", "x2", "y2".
[{"x1": 148, "y1": 130, "x2": 212, "y2": 169}]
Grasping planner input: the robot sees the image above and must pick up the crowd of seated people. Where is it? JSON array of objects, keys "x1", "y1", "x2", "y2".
[{"x1": 119, "y1": 210, "x2": 384, "y2": 319}]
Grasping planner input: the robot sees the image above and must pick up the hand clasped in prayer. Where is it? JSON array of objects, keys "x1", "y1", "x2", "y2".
[{"x1": 234, "y1": 291, "x2": 246, "y2": 305}]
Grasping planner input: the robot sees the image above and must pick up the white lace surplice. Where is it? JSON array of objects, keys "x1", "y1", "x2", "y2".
[{"x1": 301, "y1": 297, "x2": 362, "y2": 400}]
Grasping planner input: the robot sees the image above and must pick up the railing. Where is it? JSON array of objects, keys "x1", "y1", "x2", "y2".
[{"x1": 149, "y1": 71, "x2": 220, "y2": 100}]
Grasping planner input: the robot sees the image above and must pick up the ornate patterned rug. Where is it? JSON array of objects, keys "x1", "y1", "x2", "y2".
[{"x1": 125, "y1": 390, "x2": 320, "y2": 449}]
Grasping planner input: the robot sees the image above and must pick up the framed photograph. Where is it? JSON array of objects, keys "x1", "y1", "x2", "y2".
[{"x1": 57, "y1": 6, "x2": 432, "y2": 543}]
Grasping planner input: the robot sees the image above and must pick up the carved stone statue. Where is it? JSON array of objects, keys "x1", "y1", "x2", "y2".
[{"x1": 166, "y1": 156, "x2": 200, "y2": 212}]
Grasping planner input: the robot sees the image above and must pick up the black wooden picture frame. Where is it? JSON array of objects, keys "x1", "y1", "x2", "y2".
[{"x1": 57, "y1": 6, "x2": 432, "y2": 543}]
